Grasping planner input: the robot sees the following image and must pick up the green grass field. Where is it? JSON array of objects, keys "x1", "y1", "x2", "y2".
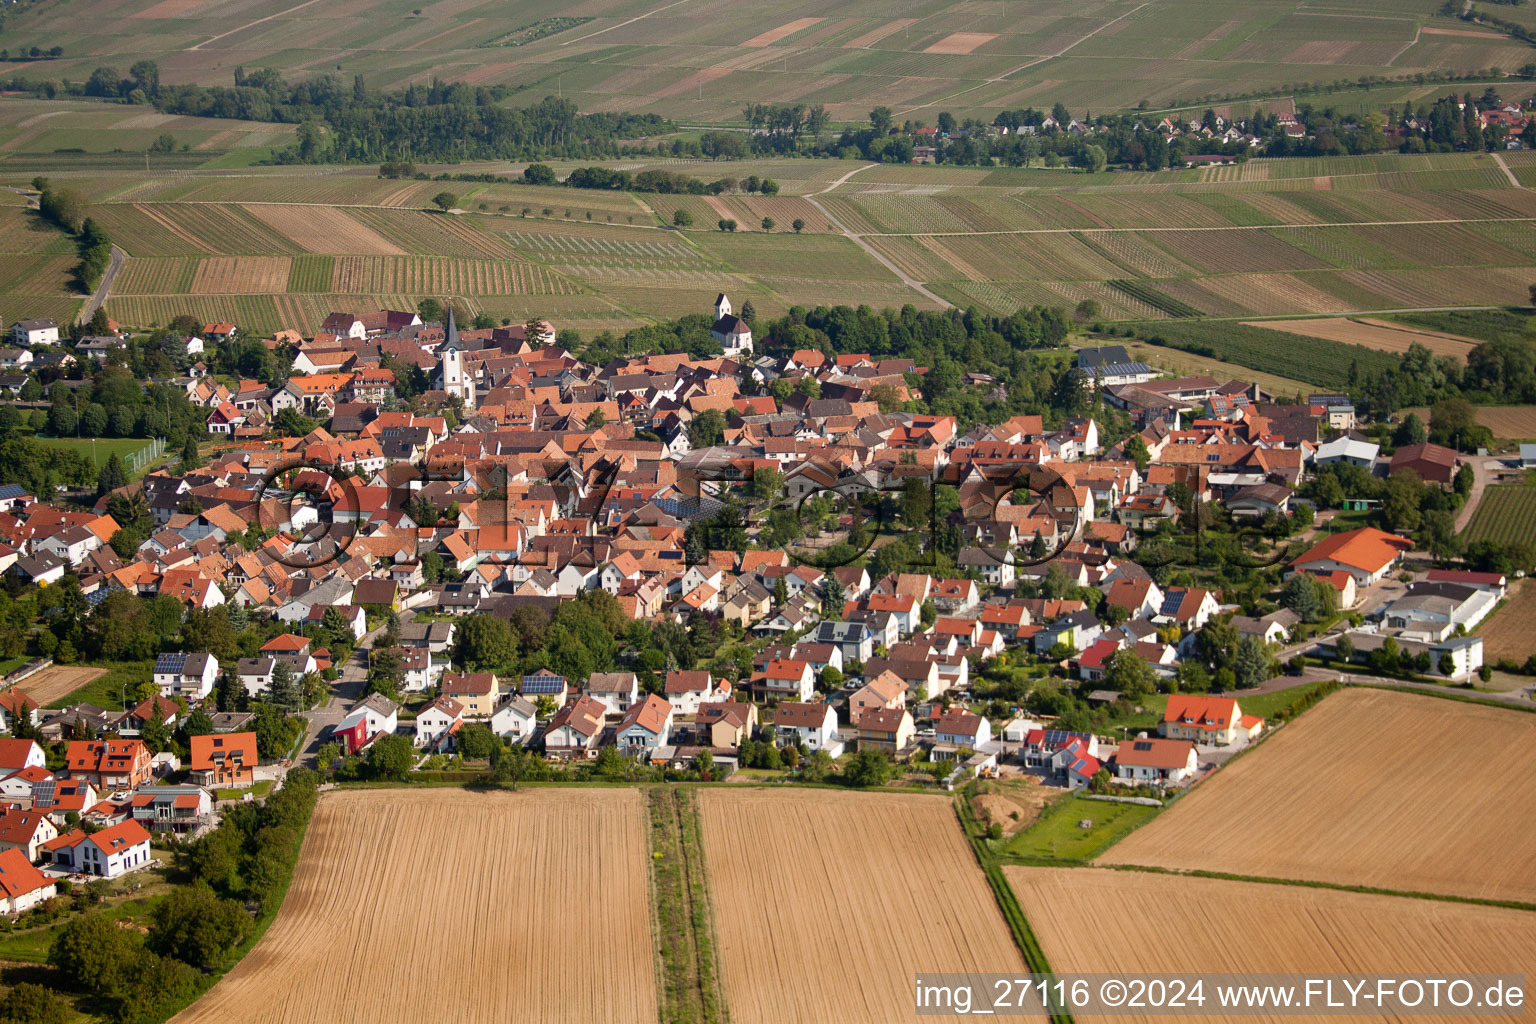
[
  {"x1": 33, "y1": 436, "x2": 158, "y2": 471},
  {"x1": 995, "y1": 793, "x2": 1161, "y2": 863}
]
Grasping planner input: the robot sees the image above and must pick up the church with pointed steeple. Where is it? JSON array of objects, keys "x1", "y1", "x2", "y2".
[{"x1": 435, "y1": 305, "x2": 475, "y2": 411}]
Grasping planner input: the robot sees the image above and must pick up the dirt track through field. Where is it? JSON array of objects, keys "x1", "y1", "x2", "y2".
[
  {"x1": 175, "y1": 788, "x2": 657, "y2": 1024},
  {"x1": 1009, "y1": 867, "x2": 1536, "y2": 1024},
  {"x1": 1101, "y1": 687, "x2": 1536, "y2": 902},
  {"x1": 14, "y1": 665, "x2": 106, "y2": 706},
  {"x1": 699, "y1": 789, "x2": 1032, "y2": 1023}
]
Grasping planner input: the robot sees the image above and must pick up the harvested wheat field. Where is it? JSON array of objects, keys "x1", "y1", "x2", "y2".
[
  {"x1": 175, "y1": 788, "x2": 657, "y2": 1024},
  {"x1": 1008, "y1": 867, "x2": 1536, "y2": 1024},
  {"x1": 1481, "y1": 579, "x2": 1536, "y2": 662},
  {"x1": 699, "y1": 789, "x2": 1033, "y2": 1024},
  {"x1": 1243, "y1": 317, "x2": 1479, "y2": 361},
  {"x1": 15, "y1": 665, "x2": 105, "y2": 706},
  {"x1": 1102, "y1": 687, "x2": 1536, "y2": 902}
]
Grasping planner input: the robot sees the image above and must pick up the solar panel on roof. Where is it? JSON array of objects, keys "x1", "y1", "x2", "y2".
[
  {"x1": 521, "y1": 674, "x2": 566, "y2": 694},
  {"x1": 1134, "y1": 740, "x2": 1153, "y2": 751},
  {"x1": 155, "y1": 652, "x2": 188, "y2": 674}
]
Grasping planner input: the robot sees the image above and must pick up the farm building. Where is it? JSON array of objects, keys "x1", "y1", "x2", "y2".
[
  {"x1": 1520, "y1": 444, "x2": 1536, "y2": 468},
  {"x1": 1379, "y1": 582, "x2": 1499, "y2": 642},
  {"x1": 1314, "y1": 436, "x2": 1377, "y2": 468},
  {"x1": 1287, "y1": 527, "x2": 1412, "y2": 586},
  {"x1": 1389, "y1": 443, "x2": 1458, "y2": 485}
]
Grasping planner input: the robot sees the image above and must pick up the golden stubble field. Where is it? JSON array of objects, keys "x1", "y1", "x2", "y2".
[
  {"x1": 698, "y1": 789, "x2": 1035, "y2": 1024},
  {"x1": 1008, "y1": 867, "x2": 1536, "y2": 1024},
  {"x1": 174, "y1": 788, "x2": 658, "y2": 1024},
  {"x1": 1100, "y1": 687, "x2": 1536, "y2": 902}
]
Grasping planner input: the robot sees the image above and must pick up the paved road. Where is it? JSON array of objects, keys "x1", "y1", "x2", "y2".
[
  {"x1": 297, "y1": 622, "x2": 383, "y2": 764},
  {"x1": 78, "y1": 245, "x2": 124, "y2": 325}
]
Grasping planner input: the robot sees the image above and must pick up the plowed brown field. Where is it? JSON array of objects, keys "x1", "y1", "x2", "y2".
[
  {"x1": 1101, "y1": 687, "x2": 1536, "y2": 902},
  {"x1": 1007, "y1": 867, "x2": 1536, "y2": 1024},
  {"x1": 175, "y1": 788, "x2": 657, "y2": 1024},
  {"x1": 14, "y1": 665, "x2": 105, "y2": 706},
  {"x1": 698, "y1": 789, "x2": 1033, "y2": 1024},
  {"x1": 243, "y1": 205, "x2": 405, "y2": 255}
]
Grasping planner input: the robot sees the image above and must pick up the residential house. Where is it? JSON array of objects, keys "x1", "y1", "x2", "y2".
[
  {"x1": 544, "y1": 696, "x2": 606, "y2": 758},
  {"x1": 414, "y1": 696, "x2": 463, "y2": 751},
  {"x1": 0, "y1": 810, "x2": 58, "y2": 861},
  {"x1": 933, "y1": 709, "x2": 992, "y2": 751},
  {"x1": 663, "y1": 671, "x2": 725, "y2": 715},
  {"x1": 772, "y1": 702, "x2": 839, "y2": 753},
  {"x1": 857, "y1": 706, "x2": 915, "y2": 754},
  {"x1": 0, "y1": 847, "x2": 55, "y2": 913},
  {"x1": 615, "y1": 693, "x2": 673, "y2": 756},
  {"x1": 758, "y1": 658, "x2": 815, "y2": 702},
  {"x1": 152, "y1": 652, "x2": 220, "y2": 701},
  {"x1": 1288, "y1": 527, "x2": 1413, "y2": 587},
  {"x1": 439, "y1": 671, "x2": 498, "y2": 718},
  {"x1": 332, "y1": 695, "x2": 399, "y2": 755},
  {"x1": 585, "y1": 672, "x2": 639, "y2": 714},
  {"x1": 846, "y1": 672, "x2": 906, "y2": 724},
  {"x1": 1113, "y1": 738, "x2": 1199, "y2": 784},
  {"x1": 696, "y1": 701, "x2": 757, "y2": 750},
  {"x1": 1160, "y1": 695, "x2": 1263, "y2": 746},
  {"x1": 43, "y1": 820, "x2": 153, "y2": 879},
  {"x1": 65, "y1": 739, "x2": 151, "y2": 790},
  {"x1": 489, "y1": 695, "x2": 538, "y2": 746},
  {"x1": 129, "y1": 785, "x2": 212, "y2": 835},
  {"x1": 188, "y1": 732, "x2": 257, "y2": 790}
]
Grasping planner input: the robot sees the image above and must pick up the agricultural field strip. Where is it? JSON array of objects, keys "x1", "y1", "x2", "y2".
[
  {"x1": 835, "y1": 216, "x2": 1536, "y2": 237},
  {"x1": 1101, "y1": 687, "x2": 1536, "y2": 904},
  {"x1": 1007, "y1": 866, "x2": 1536, "y2": 1024},
  {"x1": 173, "y1": 788, "x2": 658, "y2": 1024}
]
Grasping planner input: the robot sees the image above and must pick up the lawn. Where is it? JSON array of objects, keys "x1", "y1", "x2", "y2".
[
  {"x1": 993, "y1": 793, "x2": 1161, "y2": 864},
  {"x1": 0, "y1": 861, "x2": 172, "y2": 963},
  {"x1": 1223, "y1": 680, "x2": 1334, "y2": 720},
  {"x1": 33, "y1": 436, "x2": 157, "y2": 472},
  {"x1": 215, "y1": 780, "x2": 274, "y2": 801}
]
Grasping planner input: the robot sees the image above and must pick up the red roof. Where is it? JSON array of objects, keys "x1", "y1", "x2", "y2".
[
  {"x1": 189, "y1": 732, "x2": 256, "y2": 771},
  {"x1": 1425, "y1": 569, "x2": 1505, "y2": 587},
  {"x1": 0, "y1": 847, "x2": 51, "y2": 899},
  {"x1": 1291, "y1": 527, "x2": 1412, "y2": 574},
  {"x1": 1163, "y1": 694, "x2": 1240, "y2": 731}
]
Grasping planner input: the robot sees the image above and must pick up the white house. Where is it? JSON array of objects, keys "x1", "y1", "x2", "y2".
[
  {"x1": 663, "y1": 671, "x2": 726, "y2": 715},
  {"x1": 585, "y1": 672, "x2": 639, "y2": 715},
  {"x1": 772, "y1": 701, "x2": 839, "y2": 753},
  {"x1": 44, "y1": 820, "x2": 153, "y2": 879},
  {"x1": 1314, "y1": 436, "x2": 1379, "y2": 469},
  {"x1": 490, "y1": 695, "x2": 538, "y2": 746},
  {"x1": 333, "y1": 694, "x2": 399, "y2": 755},
  {"x1": 933, "y1": 709, "x2": 992, "y2": 750},
  {"x1": 615, "y1": 693, "x2": 673, "y2": 757},
  {"x1": 1113, "y1": 738, "x2": 1198, "y2": 784},
  {"x1": 544, "y1": 696, "x2": 605, "y2": 758},
  {"x1": 413, "y1": 696, "x2": 463, "y2": 750},
  {"x1": 759, "y1": 658, "x2": 815, "y2": 702},
  {"x1": 152, "y1": 652, "x2": 219, "y2": 701},
  {"x1": 0, "y1": 848, "x2": 55, "y2": 914},
  {"x1": 10, "y1": 319, "x2": 58, "y2": 347}
]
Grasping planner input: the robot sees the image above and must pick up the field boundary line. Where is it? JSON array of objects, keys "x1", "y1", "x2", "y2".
[
  {"x1": 1093, "y1": 862, "x2": 1536, "y2": 913},
  {"x1": 1347, "y1": 680, "x2": 1536, "y2": 714},
  {"x1": 1491, "y1": 153, "x2": 1522, "y2": 189},
  {"x1": 955, "y1": 789, "x2": 1076, "y2": 1024}
]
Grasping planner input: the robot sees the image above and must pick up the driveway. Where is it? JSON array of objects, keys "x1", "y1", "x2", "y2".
[
  {"x1": 1456, "y1": 457, "x2": 1519, "y2": 533},
  {"x1": 297, "y1": 622, "x2": 384, "y2": 764}
]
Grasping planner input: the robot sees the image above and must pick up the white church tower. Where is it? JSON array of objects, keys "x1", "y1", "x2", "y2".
[
  {"x1": 437, "y1": 305, "x2": 475, "y2": 411},
  {"x1": 709, "y1": 292, "x2": 752, "y2": 358}
]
